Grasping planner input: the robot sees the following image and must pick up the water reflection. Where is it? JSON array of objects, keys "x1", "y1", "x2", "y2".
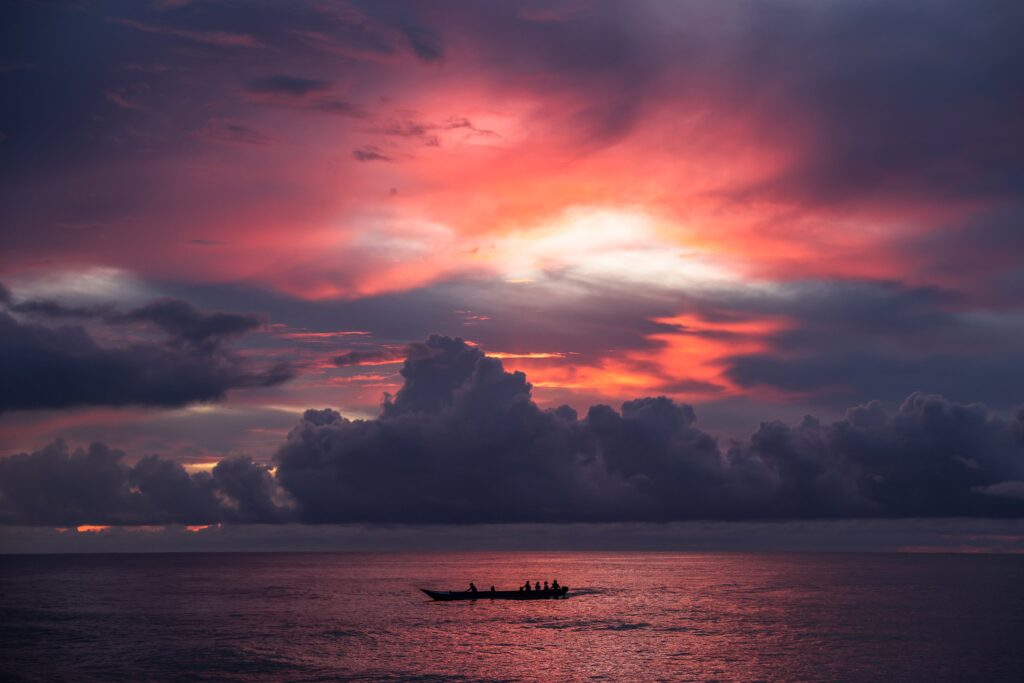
[{"x1": 2, "y1": 552, "x2": 1022, "y2": 680}]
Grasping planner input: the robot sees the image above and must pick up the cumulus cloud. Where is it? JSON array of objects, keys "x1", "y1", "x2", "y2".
[
  {"x1": 0, "y1": 441, "x2": 286, "y2": 526},
  {"x1": 0, "y1": 290, "x2": 293, "y2": 412},
  {"x1": 3, "y1": 336, "x2": 1023, "y2": 525},
  {"x1": 280, "y1": 337, "x2": 1024, "y2": 523}
]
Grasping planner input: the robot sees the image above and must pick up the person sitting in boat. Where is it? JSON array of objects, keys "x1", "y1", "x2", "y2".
[
  {"x1": 534, "y1": 581, "x2": 541, "y2": 591},
  {"x1": 524, "y1": 581, "x2": 532, "y2": 592},
  {"x1": 467, "y1": 582, "x2": 477, "y2": 593},
  {"x1": 490, "y1": 586, "x2": 496, "y2": 593},
  {"x1": 543, "y1": 581, "x2": 549, "y2": 591},
  {"x1": 552, "y1": 579, "x2": 560, "y2": 591}
]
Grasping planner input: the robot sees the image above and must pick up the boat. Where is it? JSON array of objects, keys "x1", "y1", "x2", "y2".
[{"x1": 421, "y1": 587, "x2": 569, "y2": 601}]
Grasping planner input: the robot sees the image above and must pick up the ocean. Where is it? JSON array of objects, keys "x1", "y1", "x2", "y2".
[{"x1": 1, "y1": 551, "x2": 1022, "y2": 681}]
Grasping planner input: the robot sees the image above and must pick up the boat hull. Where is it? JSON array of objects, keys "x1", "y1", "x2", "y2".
[{"x1": 422, "y1": 588, "x2": 569, "y2": 601}]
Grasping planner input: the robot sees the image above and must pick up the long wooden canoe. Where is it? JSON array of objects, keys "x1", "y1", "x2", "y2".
[{"x1": 422, "y1": 587, "x2": 569, "y2": 601}]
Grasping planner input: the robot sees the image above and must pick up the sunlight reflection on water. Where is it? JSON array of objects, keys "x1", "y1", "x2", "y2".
[{"x1": 2, "y1": 552, "x2": 1023, "y2": 681}]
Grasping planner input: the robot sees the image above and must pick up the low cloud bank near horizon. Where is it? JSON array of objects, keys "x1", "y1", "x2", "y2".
[{"x1": 2, "y1": 336, "x2": 1023, "y2": 526}]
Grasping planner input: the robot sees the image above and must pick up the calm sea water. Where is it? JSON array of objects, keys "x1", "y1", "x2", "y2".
[{"x1": 1, "y1": 551, "x2": 1022, "y2": 681}]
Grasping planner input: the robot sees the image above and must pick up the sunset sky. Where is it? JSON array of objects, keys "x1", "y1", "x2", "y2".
[{"x1": 2, "y1": 1, "x2": 1023, "y2": 548}]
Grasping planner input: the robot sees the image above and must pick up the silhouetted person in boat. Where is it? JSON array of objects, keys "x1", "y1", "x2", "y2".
[
  {"x1": 490, "y1": 586, "x2": 496, "y2": 594},
  {"x1": 535, "y1": 581, "x2": 541, "y2": 591},
  {"x1": 467, "y1": 582, "x2": 477, "y2": 593},
  {"x1": 524, "y1": 581, "x2": 532, "y2": 592},
  {"x1": 543, "y1": 581, "x2": 549, "y2": 591},
  {"x1": 552, "y1": 579, "x2": 560, "y2": 591}
]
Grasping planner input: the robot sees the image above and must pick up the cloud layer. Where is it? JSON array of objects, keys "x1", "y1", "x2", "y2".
[
  {"x1": 0, "y1": 440, "x2": 283, "y2": 526},
  {"x1": 1, "y1": 1, "x2": 1023, "y2": 515},
  {"x1": 0, "y1": 289, "x2": 292, "y2": 412},
  {"x1": 4, "y1": 0, "x2": 1022, "y2": 299},
  {"x1": 3, "y1": 337, "x2": 1022, "y2": 525}
]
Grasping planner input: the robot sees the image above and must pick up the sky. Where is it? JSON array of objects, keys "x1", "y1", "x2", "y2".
[{"x1": 1, "y1": 0, "x2": 1023, "y2": 550}]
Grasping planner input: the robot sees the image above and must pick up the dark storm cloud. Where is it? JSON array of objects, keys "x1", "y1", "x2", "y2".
[
  {"x1": 272, "y1": 336, "x2": 1024, "y2": 524},
  {"x1": 380, "y1": 335, "x2": 487, "y2": 417},
  {"x1": 691, "y1": 279, "x2": 1024, "y2": 408},
  {"x1": 7, "y1": 297, "x2": 114, "y2": 319},
  {"x1": 728, "y1": 280, "x2": 956, "y2": 336},
  {"x1": 0, "y1": 441, "x2": 286, "y2": 526},
  {"x1": 743, "y1": 394, "x2": 1024, "y2": 518},
  {"x1": 275, "y1": 335, "x2": 724, "y2": 524},
  {"x1": 3, "y1": 337, "x2": 1024, "y2": 525},
  {"x1": 0, "y1": 292, "x2": 292, "y2": 412},
  {"x1": 161, "y1": 274, "x2": 1024, "y2": 409},
  {"x1": 725, "y1": 351, "x2": 1024, "y2": 410},
  {"x1": 112, "y1": 299, "x2": 263, "y2": 350},
  {"x1": 164, "y1": 275, "x2": 682, "y2": 365},
  {"x1": 8, "y1": 291, "x2": 265, "y2": 350}
]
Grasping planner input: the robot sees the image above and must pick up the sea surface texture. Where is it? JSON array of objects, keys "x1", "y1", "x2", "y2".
[{"x1": 1, "y1": 551, "x2": 1022, "y2": 681}]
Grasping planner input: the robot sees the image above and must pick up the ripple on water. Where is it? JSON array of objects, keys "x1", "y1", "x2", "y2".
[{"x1": 2, "y1": 552, "x2": 1022, "y2": 681}]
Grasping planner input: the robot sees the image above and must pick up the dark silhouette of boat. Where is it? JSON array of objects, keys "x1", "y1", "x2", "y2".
[{"x1": 421, "y1": 587, "x2": 569, "y2": 601}]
